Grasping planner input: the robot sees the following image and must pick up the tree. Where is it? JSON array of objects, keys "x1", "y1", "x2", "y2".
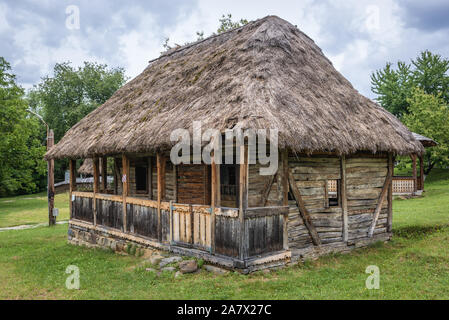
[
  {"x1": 0, "y1": 57, "x2": 46, "y2": 196},
  {"x1": 217, "y1": 14, "x2": 248, "y2": 34},
  {"x1": 371, "y1": 51, "x2": 449, "y2": 118},
  {"x1": 403, "y1": 88, "x2": 449, "y2": 174},
  {"x1": 29, "y1": 61, "x2": 127, "y2": 180}
]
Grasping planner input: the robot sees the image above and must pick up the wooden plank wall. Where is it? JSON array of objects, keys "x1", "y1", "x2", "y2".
[
  {"x1": 96, "y1": 199, "x2": 123, "y2": 231},
  {"x1": 248, "y1": 163, "x2": 281, "y2": 207},
  {"x1": 72, "y1": 196, "x2": 94, "y2": 223},
  {"x1": 346, "y1": 154, "x2": 389, "y2": 240},
  {"x1": 288, "y1": 155, "x2": 343, "y2": 248}
]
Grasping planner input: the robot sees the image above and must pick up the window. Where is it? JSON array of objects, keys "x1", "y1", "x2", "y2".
[
  {"x1": 327, "y1": 179, "x2": 340, "y2": 207},
  {"x1": 135, "y1": 166, "x2": 148, "y2": 193},
  {"x1": 220, "y1": 164, "x2": 238, "y2": 207}
]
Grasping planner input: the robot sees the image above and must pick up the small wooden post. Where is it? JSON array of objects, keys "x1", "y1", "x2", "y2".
[
  {"x1": 69, "y1": 159, "x2": 77, "y2": 219},
  {"x1": 419, "y1": 155, "x2": 424, "y2": 191},
  {"x1": 211, "y1": 151, "x2": 220, "y2": 253},
  {"x1": 148, "y1": 157, "x2": 153, "y2": 199},
  {"x1": 387, "y1": 154, "x2": 394, "y2": 233},
  {"x1": 340, "y1": 155, "x2": 348, "y2": 242},
  {"x1": 122, "y1": 154, "x2": 129, "y2": 232},
  {"x1": 93, "y1": 157, "x2": 99, "y2": 226},
  {"x1": 411, "y1": 154, "x2": 417, "y2": 193},
  {"x1": 157, "y1": 153, "x2": 164, "y2": 241},
  {"x1": 113, "y1": 157, "x2": 119, "y2": 195},
  {"x1": 101, "y1": 157, "x2": 107, "y2": 193},
  {"x1": 173, "y1": 164, "x2": 177, "y2": 202},
  {"x1": 47, "y1": 129, "x2": 56, "y2": 226},
  {"x1": 281, "y1": 149, "x2": 289, "y2": 250},
  {"x1": 238, "y1": 144, "x2": 248, "y2": 261}
]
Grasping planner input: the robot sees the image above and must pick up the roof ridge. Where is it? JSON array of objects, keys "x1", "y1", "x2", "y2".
[{"x1": 148, "y1": 15, "x2": 278, "y2": 65}]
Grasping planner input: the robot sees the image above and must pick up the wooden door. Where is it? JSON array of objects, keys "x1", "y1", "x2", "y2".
[{"x1": 177, "y1": 164, "x2": 211, "y2": 205}]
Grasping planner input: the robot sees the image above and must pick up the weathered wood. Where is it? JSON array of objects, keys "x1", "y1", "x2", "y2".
[
  {"x1": 122, "y1": 154, "x2": 129, "y2": 232},
  {"x1": 411, "y1": 153, "x2": 417, "y2": 193},
  {"x1": 259, "y1": 174, "x2": 276, "y2": 206},
  {"x1": 282, "y1": 150, "x2": 289, "y2": 207},
  {"x1": 244, "y1": 206, "x2": 289, "y2": 218},
  {"x1": 419, "y1": 155, "x2": 424, "y2": 191},
  {"x1": 288, "y1": 169, "x2": 321, "y2": 246},
  {"x1": 93, "y1": 157, "x2": 99, "y2": 226},
  {"x1": 340, "y1": 155, "x2": 348, "y2": 242},
  {"x1": 113, "y1": 157, "x2": 119, "y2": 195},
  {"x1": 101, "y1": 157, "x2": 107, "y2": 192},
  {"x1": 211, "y1": 153, "x2": 218, "y2": 253},
  {"x1": 69, "y1": 159, "x2": 77, "y2": 219},
  {"x1": 173, "y1": 164, "x2": 177, "y2": 202},
  {"x1": 148, "y1": 157, "x2": 153, "y2": 199},
  {"x1": 157, "y1": 153, "x2": 164, "y2": 240},
  {"x1": 239, "y1": 144, "x2": 248, "y2": 260},
  {"x1": 387, "y1": 154, "x2": 394, "y2": 233},
  {"x1": 368, "y1": 156, "x2": 393, "y2": 237}
]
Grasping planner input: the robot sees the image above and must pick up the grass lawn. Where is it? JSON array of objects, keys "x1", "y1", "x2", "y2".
[
  {"x1": 0, "y1": 169, "x2": 448, "y2": 299},
  {"x1": 0, "y1": 192, "x2": 70, "y2": 228}
]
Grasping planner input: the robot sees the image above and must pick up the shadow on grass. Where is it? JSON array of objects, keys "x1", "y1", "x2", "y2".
[{"x1": 394, "y1": 224, "x2": 449, "y2": 240}]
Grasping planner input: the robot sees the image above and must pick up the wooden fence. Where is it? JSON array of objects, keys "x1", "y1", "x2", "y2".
[
  {"x1": 71, "y1": 192, "x2": 287, "y2": 260},
  {"x1": 392, "y1": 177, "x2": 416, "y2": 194}
]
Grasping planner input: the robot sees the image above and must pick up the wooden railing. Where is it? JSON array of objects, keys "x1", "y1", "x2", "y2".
[
  {"x1": 71, "y1": 191, "x2": 288, "y2": 260},
  {"x1": 392, "y1": 177, "x2": 416, "y2": 194}
]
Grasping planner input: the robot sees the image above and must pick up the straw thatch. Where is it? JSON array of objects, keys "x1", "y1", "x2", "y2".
[
  {"x1": 78, "y1": 159, "x2": 93, "y2": 175},
  {"x1": 45, "y1": 15, "x2": 423, "y2": 160},
  {"x1": 412, "y1": 132, "x2": 437, "y2": 148}
]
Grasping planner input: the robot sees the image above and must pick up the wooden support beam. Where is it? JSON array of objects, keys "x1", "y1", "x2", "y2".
[
  {"x1": 287, "y1": 169, "x2": 321, "y2": 246},
  {"x1": 387, "y1": 154, "x2": 394, "y2": 233},
  {"x1": 148, "y1": 157, "x2": 153, "y2": 199},
  {"x1": 340, "y1": 155, "x2": 348, "y2": 242},
  {"x1": 156, "y1": 153, "x2": 164, "y2": 241},
  {"x1": 211, "y1": 152, "x2": 219, "y2": 253},
  {"x1": 260, "y1": 174, "x2": 276, "y2": 207},
  {"x1": 173, "y1": 163, "x2": 177, "y2": 202},
  {"x1": 93, "y1": 157, "x2": 99, "y2": 226},
  {"x1": 411, "y1": 153, "x2": 417, "y2": 193},
  {"x1": 419, "y1": 155, "x2": 424, "y2": 191},
  {"x1": 368, "y1": 155, "x2": 393, "y2": 237},
  {"x1": 100, "y1": 157, "x2": 107, "y2": 193},
  {"x1": 239, "y1": 144, "x2": 249, "y2": 260},
  {"x1": 113, "y1": 158, "x2": 119, "y2": 195},
  {"x1": 122, "y1": 154, "x2": 129, "y2": 232},
  {"x1": 281, "y1": 149, "x2": 289, "y2": 250},
  {"x1": 69, "y1": 159, "x2": 77, "y2": 219}
]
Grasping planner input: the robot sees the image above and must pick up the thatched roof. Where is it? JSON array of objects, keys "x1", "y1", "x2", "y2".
[
  {"x1": 78, "y1": 159, "x2": 93, "y2": 175},
  {"x1": 45, "y1": 15, "x2": 423, "y2": 160},
  {"x1": 412, "y1": 132, "x2": 437, "y2": 148}
]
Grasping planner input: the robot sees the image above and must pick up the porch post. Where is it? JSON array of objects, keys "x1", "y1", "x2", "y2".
[
  {"x1": 411, "y1": 154, "x2": 417, "y2": 193},
  {"x1": 238, "y1": 144, "x2": 248, "y2": 261},
  {"x1": 69, "y1": 159, "x2": 77, "y2": 219},
  {"x1": 122, "y1": 154, "x2": 129, "y2": 232},
  {"x1": 211, "y1": 151, "x2": 220, "y2": 254},
  {"x1": 93, "y1": 157, "x2": 99, "y2": 226},
  {"x1": 387, "y1": 154, "x2": 394, "y2": 233},
  {"x1": 340, "y1": 155, "x2": 348, "y2": 242},
  {"x1": 419, "y1": 155, "x2": 424, "y2": 191},
  {"x1": 101, "y1": 157, "x2": 107, "y2": 193},
  {"x1": 156, "y1": 153, "x2": 165, "y2": 240},
  {"x1": 281, "y1": 149, "x2": 289, "y2": 250}
]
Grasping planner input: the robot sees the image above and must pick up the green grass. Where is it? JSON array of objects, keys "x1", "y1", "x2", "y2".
[
  {"x1": 0, "y1": 192, "x2": 70, "y2": 228},
  {"x1": 0, "y1": 169, "x2": 448, "y2": 299}
]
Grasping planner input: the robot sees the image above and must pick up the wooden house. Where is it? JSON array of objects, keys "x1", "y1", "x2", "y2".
[{"x1": 45, "y1": 16, "x2": 424, "y2": 272}]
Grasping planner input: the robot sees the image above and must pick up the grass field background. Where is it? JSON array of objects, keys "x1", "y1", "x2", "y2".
[{"x1": 0, "y1": 169, "x2": 448, "y2": 299}]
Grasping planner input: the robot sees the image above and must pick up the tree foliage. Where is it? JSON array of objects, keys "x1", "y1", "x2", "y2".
[
  {"x1": 371, "y1": 51, "x2": 449, "y2": 118},
  {"x1": 403, "y1": 88, "x2": 449, "y2": 174},
  {"x1": 216, "y1": 14, "x2": 248, "y2": 34},
  {"x1": 0, "y1": 57, "x2": 46, "y2": 196}
]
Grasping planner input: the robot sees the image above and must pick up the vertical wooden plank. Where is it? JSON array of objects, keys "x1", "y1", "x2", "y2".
[
  {"x1": 173, "y1": 164, "x2": 177, "y2": 202},
  {"x1": 419, "y1": 155, "x2": 424, "y2": 191},
  {"x1": 387, "y1": 154, "x2": 394, "y2": 233},
  {"x1": 148, "y1": 157, "x2": 153, "y2": 199},
  {"x1": 281, "y1": 149, "x2": 289, "y2": 250},
  {"x1": 122, "y1": 154, "x2": 129, "y2": 232},
  {"x1": 180, "y1": 212, "x2": 185, "y2": 242},
  {"x1": 69, "y1": 159, "x2": 77, "y2": 219},
  {"x1": 101, "y1": 157, "x2": 107, "y2": 193},
  {"x1": 156, "y1": 153, "x2": 164, "y2": 240},
  {"x1": 169, "y1": 200, "x2": 173, "y2": 243},
  {"x1": 239, "y1": 144, "x2": 248, "y2": 260},
  {"x1": 210, "y1": 152, "x2": 218, "y2": 253},
  {"x1": 340, "y1": 155, "x2": 348, "y2": 242},
  {"x1": 173, "y1": 210, "x2": 180, "y2": 242},
  {"x1": 200, "y1": 213, "x2": 206, "y2": 246},
  {"x1": 113, "y1": 157, "x2": 119, "y2": 195},
  {"x1": 412, "y1": 154, "x2": 417, "y2": 193},
  {"x1": 93, "y1": 157, "x2": 99, "y2": 226}
]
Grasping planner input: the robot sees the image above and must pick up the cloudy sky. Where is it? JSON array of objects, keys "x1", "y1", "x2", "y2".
[{"x1": 1, "y1": 0, "x2": 449, "y2": 98}]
